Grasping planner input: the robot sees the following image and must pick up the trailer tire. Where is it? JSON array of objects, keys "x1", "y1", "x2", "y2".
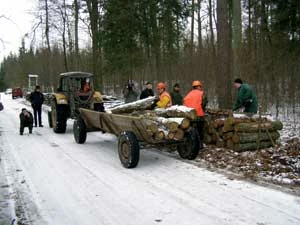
[
  {"x1": 48, "y1": 111, "x2": 53, "y2": 128},
  {"x1": 177, "y1": 128, "x2": 200, "y2": 160},
  {"x1": 118, "y1": 131, "x2": 140, "y2": 168},
  {"x1": 73, "y1": 118, "x2": 87, "y2": 144}
]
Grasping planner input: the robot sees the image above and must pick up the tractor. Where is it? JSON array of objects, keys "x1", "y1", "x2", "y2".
[{"x1": 48, "y1": 72, "x2": 104, "y2": 133}]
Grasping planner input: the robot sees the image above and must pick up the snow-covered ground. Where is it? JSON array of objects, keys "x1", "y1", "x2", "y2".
[{"x1": 0, "y1": 93, "x2": 300, "y2": 225}]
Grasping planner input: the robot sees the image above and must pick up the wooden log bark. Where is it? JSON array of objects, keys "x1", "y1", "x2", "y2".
[
  {"x1": 174, "y1": 128, "x2": 185, "y2": 140},
  {"x1": 213, "y1": 119, "x2": 225, "y2": 128},
  {"x1": 154, "y1": 129, "x2": 165, "y2": 140},
  {"x1": 234, "y1": 121, "x2": 283, "y2": 132},
  {"x1": 154, "y1": 106, "x2": 197, "y2": 120},
  {"x1": 233, "y1": 141, "x2": 274, "y2": 152},
  {"x1": 232, "y1": 131, "x2": 280, "y2": 144},
  {"x1": 109, "y1": 96, "x2": 156, "y2": 114}
]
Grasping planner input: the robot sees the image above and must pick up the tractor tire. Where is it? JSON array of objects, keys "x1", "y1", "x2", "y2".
[
  {"x1": 51, "y1": 102, "x2": 67, "y2": 133},
  {"x1": 48, "y1": 111, "x2": 53, "y2": 128},
  {"x1": 118, "y1": 131, "x2": 140, "y2": 168},
  {"x1": 177, "y1": 128, "x2": 200, "y2": 160},
  {"x1": 73, "y1": 117, "x2": 87, "y2": 144}
]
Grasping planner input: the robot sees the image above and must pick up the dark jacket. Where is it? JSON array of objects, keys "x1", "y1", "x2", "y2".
[
  {"x1": 123, "y1": 87, "x2": 138, "y2": 103},
  {"x1": 233, "y1": 83, "x2": 258, "y2": 113},
  {"x1": 29, "y1": 91, "x2": 44, "y2": 108},
  {"x1": 140, "y1": 88, "x2": 154, "y2": 99},
  {"x1": 170, "y1": 90, "x2": 183, "y2": 105}
]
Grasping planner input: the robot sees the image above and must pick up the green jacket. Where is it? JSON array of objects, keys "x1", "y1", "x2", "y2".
[
  {"x1": 171, "y1": 90, "x2": 183, "y2": 105},
  {"x1": 233, "y1": 83, "x2": 258, "y2": 113}
]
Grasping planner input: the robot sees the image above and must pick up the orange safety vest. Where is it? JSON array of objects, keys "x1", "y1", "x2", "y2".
[
  {"x1": 183, "y1": 89, "x2": 204, "y2": 116},
  {"x1": 157, "y1": 91, "x2": 172, "y2": 108}
]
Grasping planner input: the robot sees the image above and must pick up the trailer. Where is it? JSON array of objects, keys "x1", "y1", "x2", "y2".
[{"x1": 73, "y1": 108, "x2": 201, "y2": 168}]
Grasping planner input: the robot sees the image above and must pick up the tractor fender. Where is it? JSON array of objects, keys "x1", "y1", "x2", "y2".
[{"x1": 52, "y1": 93, "x2": 69, "y2": 105}]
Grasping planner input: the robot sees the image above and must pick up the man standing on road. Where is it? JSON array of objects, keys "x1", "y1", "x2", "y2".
[
  {"x1": 29, "y1": 85, "x2": 45, "y2": 127},
  {"x1": 233, "y1": 78, "x2": 258, "y2": 113}
]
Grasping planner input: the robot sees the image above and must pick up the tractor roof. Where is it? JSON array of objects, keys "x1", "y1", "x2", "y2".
[{"x1": 59, "y1": 71, "x2": 94, "y2": 78}]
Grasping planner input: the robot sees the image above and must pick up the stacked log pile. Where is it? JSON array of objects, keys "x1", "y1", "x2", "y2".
[
  {"x1": 106, "y1": 98, "x2": 197, "y2": 142},
  {"x1": 204, "y1": 109, "x2": 283, "y2": 151}
]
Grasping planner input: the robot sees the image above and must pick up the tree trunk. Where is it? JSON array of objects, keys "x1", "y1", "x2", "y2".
[
  {"x1": 85, "y1": 0, "x2": 103, "y2": 90},
  {"x1": 216, "y1": 0, "x2": 232, "y2": 109},
  {"x1": 74, "y1": 0, "x2": 80, "y2": 69},
  {"x1": 232, "y1": 0, "x2": 242, "y2": 78},
  {"x1": 197, "y1": 0, "x2": 203, "y2": 52}
]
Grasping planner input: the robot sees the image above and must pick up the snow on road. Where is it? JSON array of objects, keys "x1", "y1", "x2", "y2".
[{"x1": 0, "y1": 93, "x2": 299, "y2": 225}]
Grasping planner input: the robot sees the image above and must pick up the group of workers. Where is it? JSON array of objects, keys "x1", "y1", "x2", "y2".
[{"x1": 125, "y1": 78, "x2": 257, "y2": 149}]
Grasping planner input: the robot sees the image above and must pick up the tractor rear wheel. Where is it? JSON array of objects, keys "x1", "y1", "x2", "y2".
[{"x1": 51, "y1": 101, "x2": 67, "y2": 133}]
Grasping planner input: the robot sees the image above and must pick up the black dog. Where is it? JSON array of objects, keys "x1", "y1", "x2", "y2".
[{"x1": 19, "y1": 108, "x2": 33, "y2": 135}]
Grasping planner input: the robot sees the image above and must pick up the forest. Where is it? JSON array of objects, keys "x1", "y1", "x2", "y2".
[{"x1": 0, "y1": 0, "x2": 299, "y2": 119}]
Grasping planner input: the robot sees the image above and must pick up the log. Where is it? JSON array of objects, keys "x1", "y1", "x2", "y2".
[
  {"x1": 232, "y1": 131, "x2": 280, "y2": 144},
  {"x1": 233, "y1": 141, "x2": 274, "y2": 152},
  {"x1": 167, "y1": 131, "x2": 176, "y2": 139},
  {"x1": 174, "y1": 128, "x2": 185, "y2": 140},
  {"x1": 151, "y1": 117, "x2": 179, "y2": 132},
  {"x1": 143, "y1": 119, "x2": 159, "y2": 134},
  {"x1": 223, "y1": 132, "x2": 233, "y2": 141},
  {"x1": 234, "y1": 121, "x2": 283, "y2": 132},
  {"x1": 222, "y1": 117, "x2": 234, "y2": 133},
  {"x1": 154, "y1": 105, "x2": 197, "y2": 120},
  {"x1": 213, "y1": 119, "x2": 225, "y2": 128},
  {"x1": 108, "y1": 96, "x2": 156, "y2": 114},
  {"x1": 154, "y1": 129, "x2": 165, "y2": 140}
]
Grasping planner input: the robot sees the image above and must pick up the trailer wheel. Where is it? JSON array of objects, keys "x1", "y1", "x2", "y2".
[
  {"x1": 118, "y1": 131, "x2": 140, "y2": 168},
  {"x1": 73, "y1": 118, "x2": 87, "y2": 144},
  {"x1": 177, "y1": 128, "x2": 200, "y2": 160},
  {"x1": 48, "y1": 111, "x2": 53, "y2": 128}
]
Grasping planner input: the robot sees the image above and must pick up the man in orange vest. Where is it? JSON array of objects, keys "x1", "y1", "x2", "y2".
[
  {"x1": 155, "y1": 82, "x2": 172, "y2": 108},
  {"x1": 184, "y1": 80, "x2": 206, "y2": 148}
]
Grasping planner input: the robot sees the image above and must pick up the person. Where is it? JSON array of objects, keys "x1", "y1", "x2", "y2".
[
  {"x1": 29, "y1": 85, "x2": 45, "y2": 127},
  {"x1": 140, "y1": 82, "x2": 154, "y2": 99},
  {"x1": 155, "y1": 82, "x2": 172, "y2": 108},
  {"x1": 19, "y1": 108, "x2": 33, "y2": 135},
  {"x1": 83, "y1": 78, "x2": 90, "y2": 92},
  {"x1": 170, "y1": 83, "x2": 183, "y2": 105},
  {"x1": 123, "y1": 80, "x2": 138, "y2": 103},
  {"x1": 183, "y1": 80, "x2": 206, "y2": 148},
  {"x1": 233, "y1": 78, "x2": 258, "y2": 113}
]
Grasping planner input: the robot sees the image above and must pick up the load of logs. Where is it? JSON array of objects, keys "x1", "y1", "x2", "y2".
[
  {"x1": 106, "y1": 98, "x2": 283, "y2": 150},
  {"x1": 106, "y1": 97, "x2": 197, "y2": 142},
  {"x1": 204, "y1": 108, "x2": 283, "y2": 151}
]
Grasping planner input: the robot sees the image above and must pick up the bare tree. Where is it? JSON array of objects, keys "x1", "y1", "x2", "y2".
[{"x1": 216, "y1": 0, "x2": 231, "y2": 109}]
